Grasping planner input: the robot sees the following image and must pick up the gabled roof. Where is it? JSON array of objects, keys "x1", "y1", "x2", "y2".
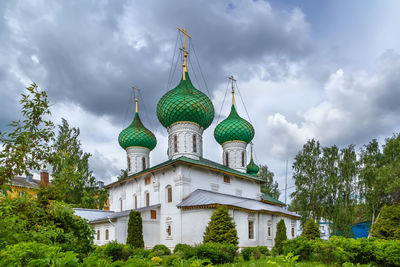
[
  {"x1": 105, "y1": 156, "x2": 265, "y2": 188},
  {"x1": 177, "y1": 189, "x2": 299, "y2": 219},
  {"x1": 261, "y1": 193, "x2": 286, "y2": 206},
  {"x1": 10, "y1": 177, "x2": 42, "y2": 189}
]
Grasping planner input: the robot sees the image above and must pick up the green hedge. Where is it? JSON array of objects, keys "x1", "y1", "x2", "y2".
[{"x1": 195, "y1": 243, "x2": 237, "y2": 264}]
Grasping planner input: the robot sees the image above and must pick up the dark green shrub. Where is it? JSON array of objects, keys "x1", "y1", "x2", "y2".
[
  {"x1": 103, "y1": 241, "x2": 131, "y2": 261},
  {"x1": 127, "y1": 210, "x2": 144, "y2": 248},
  {"x1": 203, "y1": 205, "x2": 239, "y2": 246},
  {"x1": 81, "y1": 254, "x2": 113, "y2": 267},
  {"x1": 195, "y1": 243, "x2": 237, "y2": 264},
  {"x1": 370, "y1": 204, "x2": 400, "y2": 240},
  {"x1": 173, "y1": 243, "x2": 195, "y2": 258},
  {"x1": 151, "y1": 244, "x2": 171, "y2": 256},
  {"x1": 131, "y1": 247, "x2": 151, "y2": 258},
  {"x1": 274, "y1": 219, "x2": 287, "y2": 255},
  {"x1": 253, "y1": 248, "x2": 262, "y2": 259},
  {"x1": 302, "y1": 219, "x2": 320, "y2": 240},
  {"x1": 312, "y1": 239, "x2": 351, "y2": 265},
  {"x1": 256, "y1": 246, "x2": 270, "y2": 256},
  {"x1": 374, "y1": 239, "x2": 400, "y2": 266},
  {"x1": 241, "y1": 247, "x2": 254, "y2": 261},
  {"x1": 124, "y1": 257, "x2": 156, "y2": 267},
  {"x1": 282, "y1": 236, "x2": 313, "y2": 261},
  {"x1": 162, "y1": 255, "x2": 180, "y2": 266}
]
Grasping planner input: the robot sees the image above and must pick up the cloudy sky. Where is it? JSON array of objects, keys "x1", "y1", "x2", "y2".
[{"x1": 1, "y1": 0, "x2": 400, "y2": 202}]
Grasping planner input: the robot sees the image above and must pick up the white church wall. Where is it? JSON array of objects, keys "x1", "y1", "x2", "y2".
[
  {"x1": 181, "y1": 208, "x2": 214, "y2": 246},
  {"x1": 92, "y1": 221, "x2": 115, "y2": 246}
]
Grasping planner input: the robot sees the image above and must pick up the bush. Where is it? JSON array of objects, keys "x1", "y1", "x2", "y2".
[
  {"x1": 162, "y1": 255, "x2": 180, "y2": 266},
  {"x1": 103, "y1": 241, "x2": 131, "y2": 261},
  {"x1": 131, "y1": 247, "x2": 151, "y2": 258},
  {"x1": 253, "y1": 248, "x2": 262, "y2": 259},
  {"x1": 370, "y1": 204, "x2": 400, "y2": 240},
  {"x1": 0, "y1": 241, "x2": 79, "y2": 267},
  {"x1": 374, "y1": 239, "x2": 400, "y2": 266},
  {"x1": 282, "y1": 236, "x2": 313, "y2": 261},
  {"x1": 274, "y1": 219, "x2": 287, "y2": 255},
  {"x1": 256, "y1": 246, "x2": 270, "y2": 256},
  {"x1": 173, "y1": 243, "x2": 195, "y2": 259},
  {"x1": 241, "y1": 247, "x2": 254, "y2": 261},
  {"x1": 302, "y1": 219, "x2": 320, "y2": 240},
  {"x1": 127, "y1": 210, "x2": 144, "y2": 248},
  {"x1": 151, "y1": 244, "x2": 171, "y2": 256},
  {"x1": 312, "y1": 239, "x2": 351, "y2": 265},
  {"x1": 203, "y1": 205, "x2": 239, "y2": 246},
  {"x1": 195, "y1": 243, "x2": 237, "y2": 264}
]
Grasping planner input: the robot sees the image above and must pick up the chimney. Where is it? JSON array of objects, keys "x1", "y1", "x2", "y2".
[
  {"x1": 27, "y1": 173, "x2": 33, "y2": 182},
  {"x1": 40, "y1": 170, "x2": 49, "y2": 186}
]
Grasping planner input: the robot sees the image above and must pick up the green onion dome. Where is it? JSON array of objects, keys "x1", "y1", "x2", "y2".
[
  {"x1": 214, "y1": 104, "x2": 255, "y2": 145},
  {"x1": 246, "y1": 157, "x2": 259, "y2": 175},
  {"x1": 157, "y1": 72, "x2": 214, "y2": 129},
  {"x1": 118, "y1": 112, "x2": 157, "y2": 150}
]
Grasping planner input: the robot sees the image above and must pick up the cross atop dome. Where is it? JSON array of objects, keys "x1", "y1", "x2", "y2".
[{"x1": 177, "y1": 27, "x2": 192, "y2": 80}]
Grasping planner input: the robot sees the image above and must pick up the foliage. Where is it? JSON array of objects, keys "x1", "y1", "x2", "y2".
[
  {"x1": 173, "y1": 243, "x2": 195, "y2": 259},
  {"x1": 0, "y1": 196, "x2": 94, "y2": 257},
  {"x1": 0, "y1": 241, "x2": 79, "y2": 267},
  {"x1": 102, "y1": 241, "x2": 131, "y2": 261},
  {"x1": 274, "y1": 219, "x2": 287, "y2": 255},
  {"x1": 241, "y1": 247, "x2": 254, "y2": 261},
  {"x1": 0, "y1": 83, "x2": 54, "y2": 188},
  {"x1": 150, "y1": 256, "x2": 162, "y2": 264},
  {"x1": 151, "y1": 244, "x2": 171, "y2": 256},
  {"x1": 282, "y1": 237, "x2": 313, "y2": 261},
  {"x1": 258, "y1": 165, "x2": 280, "y2": 199},
  {"x1": 370, "y1": 204, "x2": 400, "y2": 239},
  {"x1": 379, "y1": 134, "x2": 400, "y2": 204},
  {"x1": 203, "y1": 205, "x2": 238, "y2": 246},
  {"x1": 255, "y1": 246, "x2": 270, "y2": 256},
  {"x1": 49, "y1": 118, "x2": 108, "y2": 209},
  {"x1": 117, "y1": 169, "x2": 128, "y2": 181},
  {"x1": 302, "y1": 219, "x2": 320, "y2": 240},
  {"x1": 195, "y1": 242, "x2": 237, "y2": 264},
  {"x1": 127, "y1": 210, "x2": 144, "y2": 248}
]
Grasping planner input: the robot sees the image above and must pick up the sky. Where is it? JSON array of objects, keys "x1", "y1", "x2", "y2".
[{"x1": 1, "y1": 0, "x2": 400, "y2": 203}]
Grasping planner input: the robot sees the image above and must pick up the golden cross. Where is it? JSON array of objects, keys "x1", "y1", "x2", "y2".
[
  {"x1": 132, "y1": 85, "x2": 140, "y2": 113},
  {"x1": 177, "y1": 27, "x2": 192, "y2": 80},
  {"x1": 228, "y1": 75, "x2": 236, "y2": 105}
]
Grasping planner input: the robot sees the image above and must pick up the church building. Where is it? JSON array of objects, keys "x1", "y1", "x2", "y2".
[{"x1": 75, "y1": 28, "x2": 300, "y2": 249}]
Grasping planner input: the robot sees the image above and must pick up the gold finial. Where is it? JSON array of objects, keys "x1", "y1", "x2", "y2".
[
  {"x1": 229, "y1": 75, "x2": 236, "y2": 105},
  {"x1": 132, "y1": 86, "x2": 140, "y2": 113},
  {"x1": 177, "y1": 27, "x2": 192, "y2": 80}
]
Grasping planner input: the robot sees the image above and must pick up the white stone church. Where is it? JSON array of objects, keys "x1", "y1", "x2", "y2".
[{"x1": 75, "y1": 29, "x2": 300, "y2": 249}]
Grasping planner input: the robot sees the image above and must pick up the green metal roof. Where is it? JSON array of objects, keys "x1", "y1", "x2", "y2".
[
  {"x1": 105, "y1": 156, "x2": 265, "y2": 188},
  {"x1": 118, "y1": 112, "x2": 157, "y2": 150},
  {"x1": 214, "y1": 105, "x2": 254, "y2": 145},
  {"x1": 157, "y1": 72, "x2": 214, "y2": 129},
  {"x1": 246, "y1": 157, "x2": 260, "y2": 175},
  {"x1": 261, "y1": 193, "x2": 286, "y2": 206}
]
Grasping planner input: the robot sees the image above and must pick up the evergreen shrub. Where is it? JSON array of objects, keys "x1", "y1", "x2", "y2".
[
  {"x1": 151, "y1": 244, "x2": 171, "y2": 256},
  {"x1": 195, "y1": 243, "x2": 237, "y2": 264},
  {"x1": 274, "y1": 219, "x2": 287, "y2": 254},
  {"x1": 127, "y1": 210, "x2": 144, "y2": 248},
  {"x1": 173, "y1": 243, "x2": 195, "y2": 258},
  {"x1": 203, "y1": 205, "x2": 239, "y2": 246},
  {"x1": 302, "y1": 219, "x2": 320, "y2": 240},
  {"x1": 241, "y1": 247, "x2": 254, "y2": 261}
]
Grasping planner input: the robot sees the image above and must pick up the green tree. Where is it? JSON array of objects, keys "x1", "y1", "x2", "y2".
[
  {"x1": 117, "y1": 169, "x2": 128, "y2": 181},
  {"x1": 203, "y1": 205, "x2": 238, "y2": 246},
  {"x1": 370, "y1": 204, "x2": 400, "y2": 240},
  {"x1": 0, "y1": 84, "x2": 54, "y2": 188},
  {"x1": 302, "y1": 218, "x2": 320, "y2": 240},
  {"x1": 126, "y1": 210, "x2": 144, "y2": 248},
  {"x1": 258, "y1": 165, "x2": 280, "y2": 199},
  {"x1": 49, "y1": 118, "x2": 108, "y2": 209},
  {"x1": 379, "y1": 134, "x2": 400, "y2": 204},
  {"x1": 274, "y1": 219, "x2": 287, "y2": 254}
]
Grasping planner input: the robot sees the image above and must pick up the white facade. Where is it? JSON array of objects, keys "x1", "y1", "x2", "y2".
[
  {"x1": 167, "y1": 122, "x2": 203, "y2": 160},
  {"x1": 126, "y1": 146, "x2": 150, "y2": 175},
  {"x1": 222, "y1": 141, "x2": 247, "y2": 172}
]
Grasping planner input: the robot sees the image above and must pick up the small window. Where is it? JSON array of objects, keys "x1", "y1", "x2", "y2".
[
  {"x1": 167, "y1": 224, "x2": 171, "y2": 236},
  {"x1": 292, "y1": 227, "x2": 295, "y2": 237},
  {"x1": 223, "y1": 175, "x2": 230, "y2": 184},
  {"x1": 19, "y1": 191, "x2": 24, "y2": 197},
  {"x1": 97, "y1": 230, "x2": 100, "y2": 240},
  {"x1": 151, "y1": 210, "x2": 157, "y2": 219},
  {"x1": 225, "y1": 152, "x2": 229, "y2": 167},
  {"x1": 193, "y1": 134, "x2": 197, "y2": 153},
  {"x1": 174, "y1": 135, "x2": 178, "y2": 153},
  {"x1": 145, "y1": 192, "x2": 150, "y2": 207},
  {"x1": 167, "y1": 186, "x2": 172, "y2": 203},
  {"x1": 268, "y1": 226, "x2": 271, "y2": 237},
  {"x1": 241, "y1": 151, "x2": 245, "y2": 167},
  {"x1": 127, "y1": 156, "x2": 131, "y2": 171},
  {"x1": 120, "y1": 199, "x2": 123, "y2": 212},
  {"x1": 142, "y1": 157, "x2": 146, "y2": 170},
  {"x1": 248, "y1": 221, "x2": 254, "y2": 239},
  {"x1": 105, "y1": 229, "x2": 109, "y2": 240},
  {"x1": 134, "y1": 195, "x2": 137, "y2": 209},
  {"x1": 145, "y1": 176, "x2": 151, "y2": 185}
]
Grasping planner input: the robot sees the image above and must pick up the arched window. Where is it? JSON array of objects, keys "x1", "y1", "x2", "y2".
[
  {"x1": 174, "y1": 135, "x2": 178, "y2": 153},
  {"x1": 225, "y1": 152, "x2": 229, "y2": 167},
  {"x1": 142, "y1": 157, "x2": 146, "y2": 170},
  {"x1": 105, "y1": 229, "x2": 109, "y2": 240},
  {"x1": 134, "y1": 194, "x2": 137, "y2": 209},
  {"x1": 127, "y1": 156, "x2": 131, "y2": 171},
  {"x1": 241, "y1": 151, "x2": 245, "y2": 167},
  {"x1": 97, "y1": 230, "x2": 100, "y2": 240},
  {"x1": 192, "y1": 134, "x2": 197, "y2": 153},
  {"x1": 166, "y1": 185, "x2": 172, "y2": 203},
  {"x1": 145, "y1": 191, "x2": 150, "y2": 207}
]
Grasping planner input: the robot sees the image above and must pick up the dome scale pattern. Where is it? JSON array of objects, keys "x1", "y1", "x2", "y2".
[
  {"x1": 157, "y1": 72, "x2": 214, "y2": 129},
  {"x1": 214, "y1": 105, "x2": 255, "y2": 145},
  {"x1": 246, "y1": 157, "x2": 259, "y2": 175},
  {"x1": 118, "y1": 112, "x2": 157, "y2": 150}
]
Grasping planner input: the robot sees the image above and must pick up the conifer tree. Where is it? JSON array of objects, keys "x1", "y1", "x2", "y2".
[
  {"x1": 127, "y1": 210, "x2": 144, "y2": 248},
  {"x1": 274, "y1": 219, "x2": 287, "y2": 254},
  {"x1": 203, "y1": 205, "x2": 238, "y2": 246},
  {"x1": 302, "y1": 218, "x2": 320, "y2": 240}
]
